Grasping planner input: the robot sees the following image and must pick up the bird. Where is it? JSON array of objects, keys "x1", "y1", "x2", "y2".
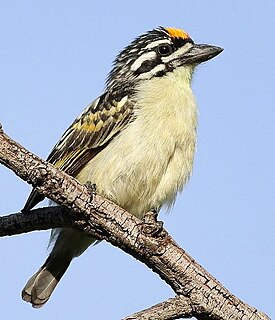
[{"x1": 21, "y1": 26, "x2": 223, "y2": 308}]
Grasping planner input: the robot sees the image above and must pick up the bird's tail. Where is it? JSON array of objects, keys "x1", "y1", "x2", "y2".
[
  {"x1": 21, "y1": 254, "x2": 72, "y2": 308},
  {"x1": 22, "y1": 227, "x2": 96, "y2": 307}
]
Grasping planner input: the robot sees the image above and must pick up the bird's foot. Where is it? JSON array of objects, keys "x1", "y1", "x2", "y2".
[
  {"x1": 142, "y1": 209, "x2": 164, "y2": 237},
  {"x1": 84, "y1": 181, "x2": 97, "y2": 195}
]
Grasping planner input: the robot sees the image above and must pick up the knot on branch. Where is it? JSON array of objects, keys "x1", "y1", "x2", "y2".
[{"x1": 27, "y1": 165, "x2": 48, "y2": 186}]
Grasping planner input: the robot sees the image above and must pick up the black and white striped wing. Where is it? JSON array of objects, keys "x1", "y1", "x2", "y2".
[{"x1": 22, "y1": 93, "x2": 134, "y2": 212}]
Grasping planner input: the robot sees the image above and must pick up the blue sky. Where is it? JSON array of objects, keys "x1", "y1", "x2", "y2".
[{"x1": 0, "y1": 1, "x2": 274, "y2": 319}]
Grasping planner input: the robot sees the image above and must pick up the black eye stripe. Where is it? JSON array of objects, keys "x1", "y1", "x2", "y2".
[
  {"x1": 134, "y1": 58, "x2": 160, "y2": 74},
  {"x1": 132, "y1": 38, "x2": 194, "y2": 77}
]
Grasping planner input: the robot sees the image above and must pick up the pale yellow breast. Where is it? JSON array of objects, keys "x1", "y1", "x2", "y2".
[{"x1": 77, "y1": 66, "x2": 198, "y2": 217}]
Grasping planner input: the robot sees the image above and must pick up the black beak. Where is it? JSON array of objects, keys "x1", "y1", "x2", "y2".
[{"x1": 181, "y1": 44, "x2": 223, "y2": 64}]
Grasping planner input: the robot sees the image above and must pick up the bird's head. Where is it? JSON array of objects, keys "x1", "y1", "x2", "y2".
[{"x1": 106, "y1": 26, "x2": 223, "y2": 92}]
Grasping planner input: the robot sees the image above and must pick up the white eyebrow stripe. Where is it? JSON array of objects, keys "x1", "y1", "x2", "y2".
[
  {"x1": 137, "y1": 63, "x2": 166, "y2": 79},
  {"x1": 144, "y1": 39, "x2": 170, "y2": 50},
  {"x1": 130, "y1": 51, "x2": 157, "y2": 71},
  {"x1": 161, "y1": 43, "x2": 193, "y2": 63},
  {"x1": 129, "y1": 48, "x2": 139, "y2": 53}
]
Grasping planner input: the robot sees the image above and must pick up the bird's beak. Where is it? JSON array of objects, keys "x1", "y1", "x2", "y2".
[{"x1": 181, "y1": 44, "x2": 223, "y2": 65}]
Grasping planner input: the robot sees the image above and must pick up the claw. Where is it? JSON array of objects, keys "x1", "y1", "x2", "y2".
[
  {"x1": 142, "y1": 210, "x2": 164, "y2": 237},
  {"x1": 85, "y1": 181, "x2": 97, "y2": 195}
]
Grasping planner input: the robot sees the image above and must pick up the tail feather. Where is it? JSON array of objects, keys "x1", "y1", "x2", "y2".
[
  {"x1": 21, "y1": 188, "x2": 45, "y2": 213},
  {"x1": 22, "y1": 228, "x2": 96, "y2": 307},
  {"x1": 22, "y1": 256, "x2": 72, "y2": 308},
  {"x1": 21, "y1": 270, "x2": 41, "y2": 303}
]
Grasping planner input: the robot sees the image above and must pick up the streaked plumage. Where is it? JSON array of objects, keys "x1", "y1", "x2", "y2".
[{"x1": 21, "y1": 26, "x2": 223, "y2": 307}]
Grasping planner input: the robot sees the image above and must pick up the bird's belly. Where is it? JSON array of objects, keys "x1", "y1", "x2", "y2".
[{"x1": 76, "y1": 126, "x2": 196, "y2": 218}]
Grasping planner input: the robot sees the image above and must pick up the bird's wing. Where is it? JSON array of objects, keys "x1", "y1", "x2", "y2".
[{"x1": 22, "y1": 93, "x2": 135, "y2": 212}]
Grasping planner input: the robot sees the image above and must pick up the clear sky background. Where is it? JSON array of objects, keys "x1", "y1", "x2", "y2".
[{"x1": 0, "y1": 1, "x2": 274, "y2": 319}]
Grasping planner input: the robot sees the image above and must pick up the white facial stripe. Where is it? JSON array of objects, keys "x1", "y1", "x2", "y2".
[
  {"x1": 161, "y1": 43, "x2": 193, "y2": 63},
  {"x1": 144, "y1": 39, "x2": 170, "y2": 50},
  {"x1": 130, "y1": 51, "x2": 157, "y2": 71},
  {"x1": 129, "y1": 48, "x2": 139, "y2": 53},
  {"x1": 137, "y1": 63, "x2": 166, "y2": 79}
]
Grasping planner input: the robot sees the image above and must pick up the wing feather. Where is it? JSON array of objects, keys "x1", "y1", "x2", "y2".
[{"x1": 22, "y1": 93, "x2": 135, "y2": 212}]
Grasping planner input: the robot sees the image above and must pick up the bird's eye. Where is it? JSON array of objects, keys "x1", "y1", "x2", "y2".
[{"x1": 157, "y1": 44, "x2": 173, "y2": 56}]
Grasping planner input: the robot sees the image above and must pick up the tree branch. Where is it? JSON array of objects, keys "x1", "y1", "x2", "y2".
[
  {"x1": 123, "y1": 296, "x2": 193, "y2": 320},
  {"x1": 0, "y1": 206, "x2": 72, "y2": 237},
  {"x1": 0, "y1": 125, "x2": 270, "y2": 320}
]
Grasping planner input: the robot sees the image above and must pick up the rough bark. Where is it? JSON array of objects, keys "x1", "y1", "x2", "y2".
[{"x1": 0, "y1": 125, "x2": 270, "y2": 320}]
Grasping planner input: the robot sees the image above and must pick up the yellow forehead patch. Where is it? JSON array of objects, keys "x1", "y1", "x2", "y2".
[{"x1": 165, "y1": 27, "x2": 190, "y2": 39}]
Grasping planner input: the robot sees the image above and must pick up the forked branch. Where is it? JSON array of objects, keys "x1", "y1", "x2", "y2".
[{"x1": 0, "y1": 125, "x2": 270, "y2": 320}]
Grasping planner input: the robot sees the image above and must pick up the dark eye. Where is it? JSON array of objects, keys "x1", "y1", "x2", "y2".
[{"x1": 157, "y1": 44, "x2": 173, "y2": 56}]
